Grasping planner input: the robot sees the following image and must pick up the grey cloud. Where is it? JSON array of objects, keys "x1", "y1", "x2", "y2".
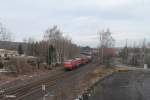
[{"x1": 0, "y1": 0, "x2": 150, "y2": 47}]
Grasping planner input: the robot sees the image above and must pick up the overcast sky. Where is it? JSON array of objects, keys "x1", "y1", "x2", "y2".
[{"x1": 0, "y1": 0, "x2": 150, "y2": 47}]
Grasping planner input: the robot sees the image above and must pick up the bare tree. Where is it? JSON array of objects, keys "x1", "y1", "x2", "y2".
[
  {"x1": 121, "y1": 38, "x2": 150, "y2": 67},
  {"x1": 44, "y1": 25, "x2": 80, "y2": 64},
  {"x1": 0, "y1": 22, "x2": 12, "y2": 41},
  {"x1": 98, "y1": 28, "x2": 115, "y2": 67},
  {"x1": 25, "y1": 38, "x2": 35, "y2": 56},
  {"x1": 24, "y1": 25, "x2": 79, "y2": 68}
]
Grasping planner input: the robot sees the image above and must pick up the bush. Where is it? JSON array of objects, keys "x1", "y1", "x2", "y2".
[
  {"x1": 0, "y1": 61, "x2": 3, "y2": 68},
  {"x1": 104, "y1": 57, "x2": 112, "y2": 68},
  {"x1": 9, "y1": 57, "x2": 35, "y2": 74}
]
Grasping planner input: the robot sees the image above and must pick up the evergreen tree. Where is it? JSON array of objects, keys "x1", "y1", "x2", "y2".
[
  {"x1": 18, "y1": 44, "x2": 23, "y2": 55},
  {"x1": 46, "y1": 45, "x2": 56, "y2": 65}
]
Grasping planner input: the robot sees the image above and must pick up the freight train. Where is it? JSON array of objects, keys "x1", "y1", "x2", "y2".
[{"x1": 63, "y1": 56, "x2": 92, "y2": 70}]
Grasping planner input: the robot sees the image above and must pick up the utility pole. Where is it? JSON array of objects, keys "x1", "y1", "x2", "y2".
[
  {"x1": 123, "y1": 39, "x2": 128, "y2": 64},
  {"x1": 133, "y1": 41, "x2": 136, "y2": 65},
  {"x1": 42, "y1": 84, "x2": 46, "y2": 100},
  {"x1": 125, "y1": 39, "x2": 128, "y2": 59},
  {"x1": 48, "y1": 38, "x2": 51, "y2": 68},
  {"x1": 101, "y1": 47, "x2": 104, "y2": 64},
  {"x1": 100, "y1": 30, "x2": 104, "y2": 64},
  {"x1": 143, "y1": 38, "x2": 147, "y2": 69},
  {"x1": 143, "y1": 39, "x2": 146, "y2": 63}
]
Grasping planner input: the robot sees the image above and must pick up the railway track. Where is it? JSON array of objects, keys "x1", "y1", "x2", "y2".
[
  {"x1": 0, "y1": 62, "x2": 97, "y2": 100},
  {"x1": 0, "y1": 71, "x2": 64, "y2": 100}
]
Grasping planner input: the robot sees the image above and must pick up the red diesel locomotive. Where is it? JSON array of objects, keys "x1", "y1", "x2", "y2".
[{"x1": 63, "y1": 56, "x2": 91, "y2": 70}]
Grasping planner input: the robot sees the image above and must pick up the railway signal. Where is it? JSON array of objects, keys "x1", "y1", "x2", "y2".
[{"x1": 42, "y1": 84, "x2": 46, "y2": 91}]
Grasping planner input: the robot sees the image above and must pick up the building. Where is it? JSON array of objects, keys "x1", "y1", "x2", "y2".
[{"x1": 0, "y1": 49, "x2": 18, "y2": 57}]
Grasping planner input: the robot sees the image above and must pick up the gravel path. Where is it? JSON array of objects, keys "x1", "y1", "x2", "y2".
[{"x1": 89, "y1": 70, "x2": 150, "y2": 100}]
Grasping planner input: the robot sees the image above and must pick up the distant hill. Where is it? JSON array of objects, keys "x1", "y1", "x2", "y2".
[
  {"x1": 80, "y1": 46, "x2": 92, "y2": 52},
  {"x1": 0, "y1": 41, "x2": 25, "y2": 50}
]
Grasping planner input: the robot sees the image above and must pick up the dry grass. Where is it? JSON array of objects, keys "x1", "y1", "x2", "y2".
[
  {"x1": 62, "y1": 66, "x2": 117, "y2": 100},
  {"x1": 115, "y1": 67, "x2": 129, "y2": 72},
  {"x1": 0, "y1": 75, "x2": 15, "y2": 82}
]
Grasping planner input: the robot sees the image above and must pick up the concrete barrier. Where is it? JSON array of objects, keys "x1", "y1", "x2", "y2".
[{"x1": 144, "y1": 64, "x2": 148, "y2": 70}]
